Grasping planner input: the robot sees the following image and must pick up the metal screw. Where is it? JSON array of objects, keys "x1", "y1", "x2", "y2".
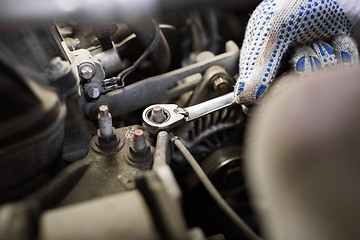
[
  {"x1": 151, "y1": 106, "x2": 166, "y2": 123},
  {"x1": 87, "y1": 87, "x2": 100, "y2": 99},
  {"x1": 49, "y1": 57, "x2": 63, "y2": 71},
  {"x1": 213, "y1": 77, "x2": 229, "y2": 92},
  {"x1": 133, "y1": 129, "x2": 147, "y2": 151},
  {"x1": 128, "y1": 128, "x2": 151, "y2": 167},
  {"x1": 98, "y1": 105, "x2": 113, "y2": 137},
  {"x1": 72, "y1": 38, "x2": 81, "y2": 49},
  {"x1": 79, "y1": 65, "x2": 94, "y2": 80}
]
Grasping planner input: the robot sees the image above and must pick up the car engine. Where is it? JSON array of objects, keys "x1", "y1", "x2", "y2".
[{"x1": 1, "y1": 0, "x2": 360, "y2": 239}]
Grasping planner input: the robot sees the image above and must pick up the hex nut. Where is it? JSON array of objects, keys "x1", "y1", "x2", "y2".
[
  {"x1": 79, "y1": 63, "x2": 95, "y2": 80},
  {"x1": 151, "y1": 106, "x2": 166, "y2": 123},
  {"x1": 213, "y1": 77, "x2": 229, "y2": 92},
  {"x1": 87, "y1": 87, "x2": 100, "y2": 99}
]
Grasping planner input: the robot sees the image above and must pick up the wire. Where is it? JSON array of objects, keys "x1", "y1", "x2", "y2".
[
  {"x1": 171, "y1": 135, "x2": 262, "y2": 240},
  {"x1": 116, "y1": 19, "x2": 161, "y2": 87},
  {"x1": 102, "y1": 19, "x2": 162, "y2": 92}
]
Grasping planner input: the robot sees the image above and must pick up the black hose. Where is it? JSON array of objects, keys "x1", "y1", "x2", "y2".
[
  {"x1": 190, "y1": 11, "x2": 208, "y2": 52},
  {"x1": 125, "y1": 19, "x2": 171, "y2": 74},
  {"x1": 204, "y1": 8, "x2": 222, "y2": 54},
  {"x1": 115, "y1": 19, "x2": 162, "y2": 87},
  {"x1": 171, "y1": 135, "x2": 261, "y2": 240}
]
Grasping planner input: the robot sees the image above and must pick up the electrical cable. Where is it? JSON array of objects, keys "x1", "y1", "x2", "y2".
[
  {"x1": 171, "y1": 135, "x2": 261, "y2": 240},
  {"x1": 101, "y1": 19, "x2": 161, "y2": 92},
  {"x1": 116, "y1": 19, "x2": 161, "y2": 87}
]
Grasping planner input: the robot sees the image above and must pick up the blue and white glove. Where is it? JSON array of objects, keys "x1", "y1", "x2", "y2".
[{"x1": 234, "y1": 0, "x2": 360, "y2": 105}]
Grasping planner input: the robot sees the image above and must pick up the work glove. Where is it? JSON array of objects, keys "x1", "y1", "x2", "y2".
[{"x1": 234, "y1": 0, "x2": 360, "y2": 105}]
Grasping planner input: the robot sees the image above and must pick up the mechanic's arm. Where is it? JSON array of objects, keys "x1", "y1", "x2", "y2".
[{"x1": 234, "y1": 0, "x2": 360, "y2": 105}]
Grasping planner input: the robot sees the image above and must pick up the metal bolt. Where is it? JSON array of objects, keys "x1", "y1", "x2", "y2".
[
  {"x1": 79, "y1": 65, "x2": 94, "y2": 80},
  {"x1": 128, "y1": 128, "x2": 151, "y2": 167},
  {"x1": 133, "y1": 129, "x2": 147, "y2": 151},
  {"x1": 46, "y1": 57, "x2": 73, "y2": 83},
  {"x1": 98, "y1": 105, "x2": 113, "y2": 137},
  {"x1": 151, "y1": 106, "x2": 166, "y2": 123},
  {"x1": 72, "y1": 38, "x2": 81, "y2": 49},
  {"x1": 49, "y1": 57, "x2": 63, "y2": 71},
  {"x1": 213, "y1": 77, "x2": 229, "y2": 92},
  {"x1": 87, "y1": 87, "x2": 100, "y2": 99}
]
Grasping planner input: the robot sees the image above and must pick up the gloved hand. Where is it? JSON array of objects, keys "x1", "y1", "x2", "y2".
[{"x1": 234, "y1": 0, "x2": 360, "y2": 105}]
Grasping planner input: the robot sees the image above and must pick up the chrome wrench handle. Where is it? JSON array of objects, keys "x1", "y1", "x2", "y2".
[
  {"x1": 142, "y1": 92, "x2": 235, "y2": 134},
  {"x1": 185, "y1": 92, "x2": 235, "y2": 121}
]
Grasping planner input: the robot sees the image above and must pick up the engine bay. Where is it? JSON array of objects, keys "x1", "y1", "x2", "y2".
[{"x1": 1, "y1": 0, "x2": 360, "y2": 239}]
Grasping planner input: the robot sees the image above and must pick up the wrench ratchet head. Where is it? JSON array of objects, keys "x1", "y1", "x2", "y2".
[{"x1": 142, "y1": 104, "x2": 186, "y2": 134}]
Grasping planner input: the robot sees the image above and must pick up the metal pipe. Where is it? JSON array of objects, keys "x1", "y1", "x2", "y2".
[
  {"x1": 153, "y1": 131, "x2": 171, "y2": 168},
  {"x1": 85, "y1": 47, "x2": 239, "y2": 119}
]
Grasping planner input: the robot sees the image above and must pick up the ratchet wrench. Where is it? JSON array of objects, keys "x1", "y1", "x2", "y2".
[{"x1": 142, "y1": 92, "x2": 235, "y2": 134}]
